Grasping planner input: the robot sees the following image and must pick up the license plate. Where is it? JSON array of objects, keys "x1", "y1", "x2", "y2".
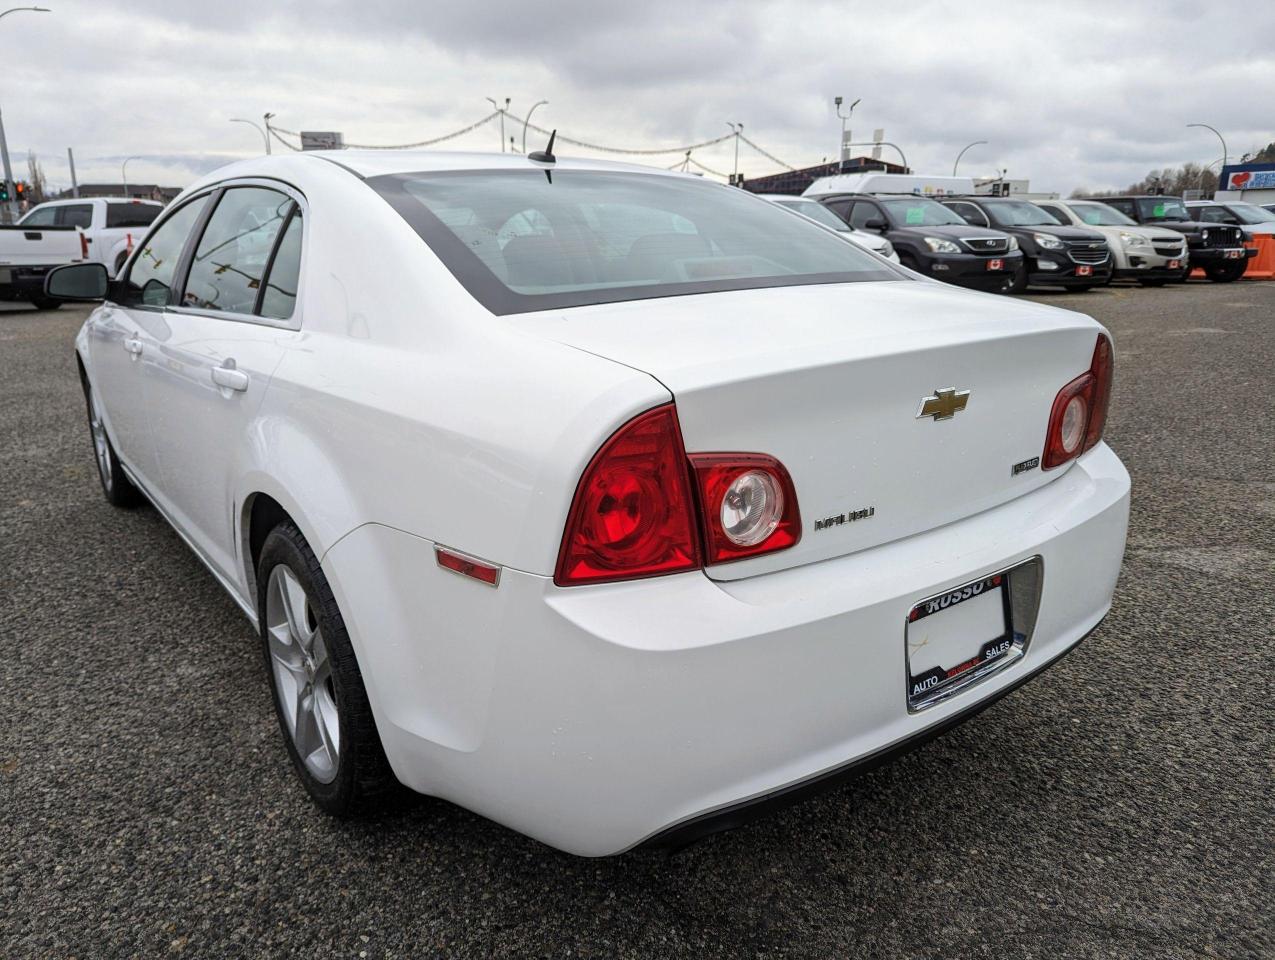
[
  {"x1": 1168, "y1": 259, "x2": 1181, "y2": 270},
  {"x1": 986, "y1": 258, "x2": 1004, "y2": 271},
  {"x1": 1225, "y1": 249, "x2": 1242, "y2": 259},
  {"x1": 0, "y1": 267, "x2": 11, "y2": 284},
  {"x1": 907, "y1": 574, "x2": 1012, "y2": 709},
  {"x1": 1075, "y1": 265, "x2": 1093, "y2": 277}
]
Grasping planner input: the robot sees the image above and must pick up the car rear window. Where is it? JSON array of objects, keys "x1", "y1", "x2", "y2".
[
  {"x1": 106, "y1": 202, "x2": 162, "y2": 228},
  {"x1": 369, "y1": 170, "x2": 900, "y2": 315}
]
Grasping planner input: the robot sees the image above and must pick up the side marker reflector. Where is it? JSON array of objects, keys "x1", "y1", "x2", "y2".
[{"x1": 435, "y1": 546, "x2": 501, "y2": 587}]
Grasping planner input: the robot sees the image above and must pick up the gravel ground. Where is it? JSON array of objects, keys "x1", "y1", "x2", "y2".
[{"x1": 2, "y1": 281, "x2": 1272, "y2": 959}]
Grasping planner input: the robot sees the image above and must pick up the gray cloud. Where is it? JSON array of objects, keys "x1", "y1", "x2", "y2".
[{"x1": 3, "y1": 0, "x2": 1272, "y2": 196}]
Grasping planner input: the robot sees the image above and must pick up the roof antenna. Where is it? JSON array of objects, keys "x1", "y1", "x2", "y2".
[{"x1": 528, "y1": 129, "x2": 557, "y2": 164}]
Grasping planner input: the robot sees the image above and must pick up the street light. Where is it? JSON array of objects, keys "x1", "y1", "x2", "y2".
[
  {"x1": 834, "y1": 96, "x2": 860, "y2": 174},
  {"x1": 230, "y1": 118, "x2": 269, "y2": 153},
  {"x1": 263, "y1": 112, "x2": 276, "y2": 155},
  {"x1": 953, "y1": 140, "x2": 988, "y2": 176},
  {"x1": 121, "y1": 156, "x2": 140, "y2": 198},
  {"x1": 522, "y1": 100, "x2": 548, "y2": 153},
  {"x1": 0, "y1": 6, "x2": 51, "y2": 222},
  {"x1": 726, "y1": 122, "x2": 743, "y2": 184},
  {"x1": 1187, "y1": 123, "x2": 1227, "y2": 175}
]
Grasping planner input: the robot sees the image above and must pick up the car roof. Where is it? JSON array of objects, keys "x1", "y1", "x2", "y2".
[{"x1": 300, "y1": 149, "x2": 695, "y2": 180}]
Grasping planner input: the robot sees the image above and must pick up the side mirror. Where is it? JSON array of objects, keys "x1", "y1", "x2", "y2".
[
  {"x1": 864, "y1": 217, "x2": 887, "y2": 232},
  {"x1": 44, "y1": 262, "x2": 109, "y2": 302}
]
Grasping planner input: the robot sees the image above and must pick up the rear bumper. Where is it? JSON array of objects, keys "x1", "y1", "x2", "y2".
[
  {"x1": 323, "y1": 444, "x2": 1130, "y2": 856},
  {"x1": 0, "y1": 264, "x2": 58, "y2": 300}
]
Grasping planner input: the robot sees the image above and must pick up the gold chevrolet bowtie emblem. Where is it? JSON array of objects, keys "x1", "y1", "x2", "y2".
[{"x1": 917, "y1": 387, "x2": 970, "y2": 421}]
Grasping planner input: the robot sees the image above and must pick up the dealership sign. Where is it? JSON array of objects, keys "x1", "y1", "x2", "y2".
[{"x1": 1228, "y1": 170, "x2": 1275, "y2": 190}]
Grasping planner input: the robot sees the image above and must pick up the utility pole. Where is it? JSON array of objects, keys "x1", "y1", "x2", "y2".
[
  {"x1": 834, "y1": 96, "x2": 859, "y2": 174},
  {"x1": 0, "y1": 7, "x2": 51, "y2": 221},
  {"x1": 726, "y1": 122, "x2": 743, "y2": 185},
  {"x1": 263, "y1": 112, "x2": 276, "y2": 155},
  {"x1": 67, "y1": 146, "x2": 78, "y2": 197}
]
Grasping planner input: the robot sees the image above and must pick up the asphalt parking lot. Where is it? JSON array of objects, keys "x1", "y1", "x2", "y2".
[{"x1": 2, "y1": 281, "x2": 1273, "y2": 959}]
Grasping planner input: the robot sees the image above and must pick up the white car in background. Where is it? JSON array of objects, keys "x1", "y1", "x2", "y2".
[
  {"x1": 46, "y1": 151, "x2": 1129, "y2": 856},
  {"x1": 18, "y1": 197, "x2": 164, "y2": 277},
  {"x1": 759, "y1": 193, "x2": 901, "y2": 262},
  {"x1": 1035, "y1": 198, "x2": 1188, "y2": 286}
]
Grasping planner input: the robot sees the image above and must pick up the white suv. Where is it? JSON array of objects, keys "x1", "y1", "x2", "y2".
[{"x1": 1035, "y1": 199, "x2": 1188, "y2": 286}]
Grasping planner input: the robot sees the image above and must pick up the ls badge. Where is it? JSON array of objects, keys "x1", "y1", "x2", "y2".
[{"x1": 916, "y1": 387, "x2": 970, "y2": 421}]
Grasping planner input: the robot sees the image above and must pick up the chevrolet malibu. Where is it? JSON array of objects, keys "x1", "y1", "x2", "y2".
[{"x1": 45, "y1": 150, "x2": 1130, "y2": 856}]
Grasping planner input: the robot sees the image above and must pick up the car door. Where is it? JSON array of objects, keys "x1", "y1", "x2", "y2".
[
  {"x1": 144, "y1": 183, "x2": 304, "y2": 581},
  {"x1": 87, "y1": 194, "x2": 212, "y2": 491}
]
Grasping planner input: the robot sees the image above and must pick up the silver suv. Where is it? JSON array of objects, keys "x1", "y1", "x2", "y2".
[{"x1": 1035, "y1": 198, "x2": 1188, "y2": 286}]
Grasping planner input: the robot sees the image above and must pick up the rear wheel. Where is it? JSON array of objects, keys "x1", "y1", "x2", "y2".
[
  {"x1": 258, "y1": 522, "x2": 398, "y2": 815},
  {"x1": 82, "y1": 378, "x2": 141, "y2": 507},
  {"x1": 1205, "y1": 261, "x2": 1245, "y2": 283}
]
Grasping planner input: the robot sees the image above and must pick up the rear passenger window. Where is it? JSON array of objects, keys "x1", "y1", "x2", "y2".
[
  {"x1": 182, "y1": 188, "x2": 292, "y2": 315},
  {"x1": 259, "y1": 208, "x2": 303, "y2": 320},
  {"x1": 119, "y1": 196, "x2": 210, "y2": 308},
  {"x1": 58, "y1": 204, "x2": 93, "y2": 229},
  {"x1": 106, "y1": 203, "x2": 162, "y2": 229}
]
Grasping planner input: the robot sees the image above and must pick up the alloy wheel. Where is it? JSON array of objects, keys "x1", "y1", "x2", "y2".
[{"x1": 265, "y1": 564, "x2": 340, "y2": 783}]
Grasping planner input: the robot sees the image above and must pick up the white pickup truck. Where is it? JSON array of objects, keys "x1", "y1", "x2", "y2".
[
  {"x1": 16, "y1": 197, "x2": 164, "y2": 276},
  {"x1": 0, "y1": 221, "x2": 87, "y2": 310}
]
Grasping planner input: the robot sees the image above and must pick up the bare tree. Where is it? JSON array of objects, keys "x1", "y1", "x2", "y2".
[
  {"x1": 1071, "y1": 162, "x2": 1220, "y2": 199},
  {"x1": 25, "y1": 150, "x2": 48, "y2": 204}
]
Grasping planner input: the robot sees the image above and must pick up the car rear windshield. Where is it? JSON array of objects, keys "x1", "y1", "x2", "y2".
[
  {"x1": 106, "y1": 202, "x2": 162, "y2": 228},
  {"x1": 1136, "y1": 198, "x2": 1189, "y2": 222},
  {"x1": 368, "y1": 170, "x2": 899, "y2": 314}
]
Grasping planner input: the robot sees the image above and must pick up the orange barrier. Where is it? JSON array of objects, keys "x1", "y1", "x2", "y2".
[{"x1": 1189, "y1": 233, "x2": 1275, "y2": 279}]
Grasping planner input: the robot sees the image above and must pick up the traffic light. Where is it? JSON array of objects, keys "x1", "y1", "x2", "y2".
[
  {"x1": 14, "y1": 181, "x2": 25, "y2": 199},
  {"x1": 0, "y1": 183, "x2": 8, "y2": 202}
]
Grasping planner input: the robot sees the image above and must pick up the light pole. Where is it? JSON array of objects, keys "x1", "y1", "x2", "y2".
[
  {"x1": 121, "y1": 156, "x2": 140, "y2": 198},
  {"x1": 953, "y1": 140, "x2": 988, "y2": 176},
  {"x1": 842, "y1": 140, "x2": 909, "y2": 172},
  {"x1": 486, "y1": 97, "x2": 510, "y2": 152},
  {"x1": 0, "y1": 6, "x2": 50, "y2": 221},
  {"x1": 726, "y1": 122, "x2": 743, "y2": 184},
  {"x1": 1187, "y1": 123, "x2": 1227, "y2": 176},
  {"x1": 522, "y1": 100, "x2": 547, "y2": 153},
  {"x1": 834, "y1": 96, "x2": 859, "y2": 173},
  {"x1": 230, "y1": 118, "x2": 269, "y2": 153},
  {"x1": 263, "y1": 112, "x2": 276, "y2": 155}
]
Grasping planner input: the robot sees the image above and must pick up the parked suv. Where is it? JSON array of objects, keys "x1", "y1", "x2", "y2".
[
  {"x1": 809, "y1": 193, "x2": 1024, "y2": 294},
  {"x1": 1091, "y1": 196, "x2": 1252, "y2": 282},
  {"x1": 1035, "y1": 198, "x2": 1187, "y2": 286},
  {"x1": 1184, "y1": 200, "x2": 1275, "y2": 238},
  {"x1": 941, "y1": 197, "x2": 1112, "y2": 292}
]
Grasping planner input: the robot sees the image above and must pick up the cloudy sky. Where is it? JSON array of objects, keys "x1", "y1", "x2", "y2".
[{"x1": 4, "y1": 0, "x2": 1273, "y2": 196}]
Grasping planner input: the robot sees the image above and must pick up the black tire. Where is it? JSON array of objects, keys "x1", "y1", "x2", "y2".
[
  {"x1": 30, "y1": 297, "x2": 61, "y2": 311},
  {"x1": 82, "y1": 377, "x2": 141, "y2": 508},
  {"x1": 257, "y1": 522, "x2": 399, "y2": 815},
  {"x1": 1009, "y1": 267, "x2": 1028, "y2": 294},
  {"x1": 1204, "y1": 261, "x2": 1245, "y2": 283}
]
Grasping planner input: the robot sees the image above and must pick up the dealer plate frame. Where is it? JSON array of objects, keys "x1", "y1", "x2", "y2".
[{"x1": 905, "y1": 556, "x2": 1044, "y2": 712}]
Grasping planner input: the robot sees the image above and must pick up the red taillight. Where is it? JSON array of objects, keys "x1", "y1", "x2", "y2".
[
  {"x1": 554, "y1": 404, "x2": 701, "y2": 586},
  {"x1": 555, "y1": 405, "x2": 801, "y2": 585},
  {"x1": 690, "y1": 454, "x2": 801, "y2": 564},
  {"x1": 1043, "y1": 334, "x2": 1114, "y2": 470}
]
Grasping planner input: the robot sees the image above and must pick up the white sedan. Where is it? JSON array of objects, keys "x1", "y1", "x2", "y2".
[
  {"x1": 47, "y1": 150, "x2": 1130, "y2": 856},
  {"x1": 759, "y1": 193, "x2": 901, "y2": 261}
]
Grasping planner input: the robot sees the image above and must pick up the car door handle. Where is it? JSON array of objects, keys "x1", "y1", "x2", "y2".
[
  {"x1": 211, "y1": 361, "x2": 249, "y2": 392},
  {"x1": 124, "y1": 336, "x2": 143, "y2": 357}
]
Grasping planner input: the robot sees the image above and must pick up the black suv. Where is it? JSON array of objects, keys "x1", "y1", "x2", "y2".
[
  {"x1": 1091, "y1": 195, "x2": 1253, "y2": 282},
  {"x1": 813, "y1": 193, "x2": 1025, "y2": 294},
  {"x1": 940, "y1": 197, "x2": 1112, "y2": 292}
]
